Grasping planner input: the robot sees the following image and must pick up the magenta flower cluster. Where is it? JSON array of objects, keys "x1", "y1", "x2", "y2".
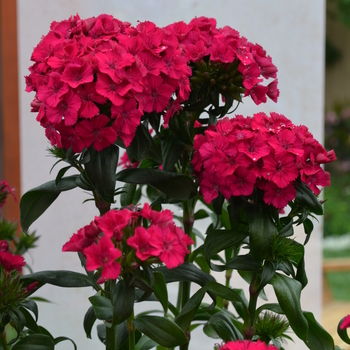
[
  {"x1": 26, "y1": 14, "x2": 278, "y2": 153},
  {"x1": 62, "y1": 203, "x2": 193, "y2": 284},
  {"x1": 219, "y1": 339, "x2": 278, "y2": 350},
  {"x1": 193, "y1": 112, "x2": 336, "y2": 209}
]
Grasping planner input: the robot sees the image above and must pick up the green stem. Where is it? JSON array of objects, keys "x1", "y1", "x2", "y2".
[
  {"x1": 243, "y1": 272, "x2": 259, "y2": 340},
  {"x1": 105, "y1": 281, "x2": 117, "y2": 350},
  {"x1": 0, "y1": 331, "x2": 9, "y2": 350},
  {"x1": 127, "y1": 311, "x2": 135, "y2": 350},
  {"x1": 223, "y1": 269, "x2": 233, "y2": 309},
  {"x1": 179, "y1": 199, "x2": 195, "y2": 350}
]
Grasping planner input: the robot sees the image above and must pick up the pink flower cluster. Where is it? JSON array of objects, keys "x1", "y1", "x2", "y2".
[
  {"x1": 165, "y1": 17, "x2": 279, "y2": 105},
  {"x1": 0, "y1": 240, "x2": 25, "y2": 273},
  {"x1": 219, "y1": 340, "x2": 278, "y2": 350},
  {"x1": 26, "y1": 14, "x2": 192, "y2": 152},
  {"x1": 26, "y1": 14, "x2": 278, "y2": 152},
  {"x1": 62, "y1": 203, "x2": 193, "y2": 283},
  {"x1": 193, "y1": 112, "x2": 336, "y2": 209}
]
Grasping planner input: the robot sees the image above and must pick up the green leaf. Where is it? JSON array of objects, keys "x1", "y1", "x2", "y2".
[
  {"x1": 156, "y1": 262, "x2": 215, "y2": 288},
  {"x1": 127, "y1": 123, "x2": 162, "y2": 164},
  {"x1": 168, "y1": 110, "x2": 192, "y2": 145},
  {"x1": 19, "y1": 307, "x2": 41, "y2": 333},
  {"x1": 135, "y1": 335, "x2": 158, "y2": 350},
  {"x1": 278, "y1": 217, "x2": 294, "y2": 237},
  {"x1": 113, "y1": 280, "x2": 135, "y2": 325},
  {"x1": 84, "y1": 145, "x2": 119, "y2": 203},
  {"x1": 83, "y1": 306, "x2": 96, "y2": 339},
  {"x1": 89, "y1": 295, "x2": 113, "y2": 321},
  {"x1": 53, "y1": 336, "x2": 77, "y2": 350},
  {"x1": 133, "y1": 316, "x2": 188, "y2": 348},
  {"x1": 20, "y1": 299, "x2": 38, "y2": 322},
  {"x1": 120, "y1": 183, "x2": 136, "y2": 207},
  {"x1": 161, "y1": 135, "x2": 185, "y2": 171},
  {"x1": 206, "y1": 311, "x2": 243, "y2": 341},
  {"x1": 295, "y1": 181, "x2": 323, "y2": 215},
  {"x1": 12, "y1": 334, "x2": 55, "y2": 350},
  {"x1": 204, "y1": 229, "x2": 248, "y2": 265},
  {"x1": 225, "y1": 255, "x2": 261, "y2": 272},
  {"x1": 270, "y1": 273, "x2": 308, "y2": 341},
  {"x1": 97, "y1": 323, "x2": 106, "y2": 344},
  {"x1": 21, "y1": 270, "x2": 93, "y2": 288},
  {"x1": 116, "y1": 168, "x2": 197, "y2": 200},
  {"x1": 175, "y1": 288, "x2": 206, "y2": 331},
  {"x1": 246, "y1": 206, "x2": 277, "y2": 262},
  {"x1": 20, "y1": 175, "x2": 78, "y2": 233},
  {"x1": 258, "y1": 261, "x2": 276, "y2": 292},
  {"x1": 338, "y1": 316, "x2": 350, "y2": 345},
  {"x1": 304, "y1": 311, "x2": 334, "y2": 350},
  {"x1": 153, "y1": 272, "x2": 168, "y2": 315}
]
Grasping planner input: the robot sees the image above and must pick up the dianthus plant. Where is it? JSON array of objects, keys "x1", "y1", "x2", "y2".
[{"x1": 19, "y1": 14, "x2": 336, "y2": 350}]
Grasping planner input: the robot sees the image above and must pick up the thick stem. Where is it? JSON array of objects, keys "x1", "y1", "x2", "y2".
[
  {"x1": 127, "y1": 311, "x2": 135, "y2": 350},
  {"x1": 0, "y1": 332, "x2": 9, "y2": 350},
  {"x1": 223, "y1": 269, "x2": 233, "y2": 309},
  {"x1": 242, "y1": 272, "x2": 259, "y2": 340},
  {"x1": 179, "y1": 199, "x2": 195, "y2": 350},
  {"x1": 94, "y1": 191, "x2": 111, "y2": 216},
  {"x1": 105, "y1": 281, "x2": 117, "y2": 350}
]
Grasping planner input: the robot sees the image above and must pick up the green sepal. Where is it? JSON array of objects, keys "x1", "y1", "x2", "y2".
[{"x1": 20, "y1": 175, "x2": 78, "y2": 233}]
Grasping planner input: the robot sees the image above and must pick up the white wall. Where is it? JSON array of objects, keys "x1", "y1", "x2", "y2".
[{"x1": 17, "y1": 1, "x2": 325, "y2": 349}]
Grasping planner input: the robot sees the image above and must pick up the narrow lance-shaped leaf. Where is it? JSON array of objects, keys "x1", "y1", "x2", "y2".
[
  {"x1": 270, "y1": 273, "x2": 308, "y2": 341},
  {"x1": 84, "y1": 145, "x2": 119, "y2": 204},
  {"x1": 246, "y1": 206, "x2": 277, "y2": 262},
  {"x1": 116, "y1": 168, "x2": 197, "y2": 200},
  {"x1": 113, "y1": 279, "x2": 135, "y2": 325},
  {"x1": 20, "y1": 175, "x2": 78, "y2": 233},
  {"x1": 133, "y1": 316, "x2": 188, "y2": 348},
  {"x1": 304, "y1": 311, "x2": 334, "y2": 350}
]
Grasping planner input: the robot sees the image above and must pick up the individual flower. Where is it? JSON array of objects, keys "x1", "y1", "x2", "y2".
[
  {"x1": 340, "y1": 314, "x2": 350, "y2": 330},
  {"x1": 0, "y1": 250, "x2": 25, "y2": 273},
  {"x1": 218, "y1": 339, "x2": 278, "y2": 350},
  {"x1": 84, "y1": 235, "x2": 122, "y2": 284}
]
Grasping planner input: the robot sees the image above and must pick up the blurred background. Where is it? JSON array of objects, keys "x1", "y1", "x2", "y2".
[{"x1": 1, "y1": 0, "x2": 350, "y2": 348}]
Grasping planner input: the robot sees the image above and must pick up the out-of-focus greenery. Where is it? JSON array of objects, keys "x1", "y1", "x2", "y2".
[{"x1": 324, "y1": 104, "x2": 350, "y2": 237}]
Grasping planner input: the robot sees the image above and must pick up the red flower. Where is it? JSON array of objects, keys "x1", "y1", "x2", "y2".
[
  {"x1": 219, "y1": 339, "x2": 278, "y2": 350},
  {"x1": 0, "y1": 251, "x2": 25, "y2": 273},
  {"x1": 84, "y1": 235, "x2": 122, "y2": 284},
  {"x1": 341, "y1": 315, "x2": 350, "y2": 330}
]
